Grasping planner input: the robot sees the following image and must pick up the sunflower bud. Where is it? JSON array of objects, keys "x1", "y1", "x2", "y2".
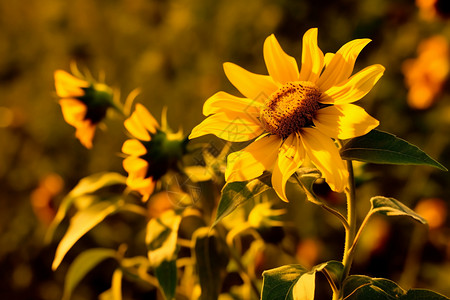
[
  {"x1": 122, "y1": 103, "x2": 188, "y2": 201},
  {"x1": 54, "y1": 69, "x2": 116, "y2": 148}
]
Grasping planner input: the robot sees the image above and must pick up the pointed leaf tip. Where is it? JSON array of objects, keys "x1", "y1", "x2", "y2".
[{"x1": 340, "y1": 129, "x2": 447, "y2": 171}]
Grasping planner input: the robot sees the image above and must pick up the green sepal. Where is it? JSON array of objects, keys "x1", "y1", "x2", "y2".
[
  {"x1": 340, "y1": 129, "x2": 447, "y2": 171},
  {"x1": 213, "y1": 177, "x2": 271, "y2": 227},
  {"x1": 295, "y1": 168, "x2": 322, "y2": 205}
]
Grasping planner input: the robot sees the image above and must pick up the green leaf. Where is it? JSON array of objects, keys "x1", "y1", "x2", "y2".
[
  {"x1": 62, "y1": 248, "x2": 117, "y2": 300},
  {"x1": 192, "y1": 227, "x2": 228, "y2": 300},
  {"x1": 295, "y1": 168, "x2": 322, "y2": 205},
  {"x1": 146, "y1": 210, "x2": 182, "y2": 267},
  {"x1": 370, "y1": 196, "x2": 427, "y2": 225},
  {"x1": 340, "y1": 130, "x2": 447, "y2": 171},
  {"x1": 46, "y1": 172, "x2": 126, "y2": 243},
  {"x1": 290, "y1": 272, "x2": 315, "y2": 300},
  {"x1": 343, "y1": 275, "x2": 405, "y2": 299},
  {"x1": 261, "y1": 265, "x2": 309, "y2": 300},
  {"x1": 314, "y1": 261, "x2": 344, "y2": 292},
  {"x1": 155, "y1": 259, "x2": 177, "y2": 300},
  {"x1": 402, "y1": 289, "x2": 449, "y2": 299},
  {"x1": 213, "y1": 178, "x2": 271, "y2": 227},
  {"x1": 261, "y1": 261, "x2": 344, "y2": 300},
  {"x1": 343, "y1": 275, "x2": 450, "y2": 300},
  {"x1": 66, "y1": 172, "x2": 127, "y2": 199},
  {"x1": 52, "y1": 197, "x2": 124, "y2": 270}
]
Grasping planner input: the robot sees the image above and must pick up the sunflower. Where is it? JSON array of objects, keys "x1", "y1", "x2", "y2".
[
  {"x1": 189, "y1": 28, "x2": 384, "y2": 201},
  {"x1": 54, "y1": 69, "x2": 115, "y2": 149},
  {"x1": 122, "y1": 104, "x2": 187, "y2": 201},
  {"x1": 402, "y1": 35, "x2": 449, "y2": 109}
]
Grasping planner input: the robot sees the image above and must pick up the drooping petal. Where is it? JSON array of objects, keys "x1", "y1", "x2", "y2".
[
  {"x1": 225, "y1": 134, "x2": 281, "y2": 182},
  {"x1": 189, "y1": 111, "x2": 264, "y2": 142},
  {"x1": 271, "y1": 133, "x2": 305, "y2": 202},
  {"x1": 298, "y1": 28, "x2": 325, "y2": 83},
  {"x1": 75, "y1": 121, "x2": 96, "y2": 149},
  {"x1": 314, "y1": 104, "x2": 379, "y2": 139},
  {"x1": 123, "y1": 156, "x2": 148, "y2": 178},
  {"x1": 124, "y1": 111, "x2": 151, "y2": 141},
  {"x1": 300, "y1": 128, "x2": 348, "y2": 192},
  {"x1": 135, "y1": 103, "x2": 159, "y2": 134},
  {"x1": 320, "y1": 64, "x2": 385, "y2": 105},
  {"x1": 126, "y1": 177, "x2": 155, "y2": 202},
  {"x1": 54, "y1": 70, "x2": 89, "y2": 98},
  {"x1": 263, "y1": 34, "x2": 299, "y2": 84},
  {"x1": 122, "y1": 139, "x2": 147, "y2": 156},
  {"x1": 317, "y1": 39, "x2": 371, "y2": 91},
  {"x1": 223, "y1": 62, "x2": 278, "y2": 102},
  {"x1": 203, "y1": 91, "x2": 262, "y2": 117},
  {"x1": 59, "y1": 99, "x2": 86, "y2": 126}
]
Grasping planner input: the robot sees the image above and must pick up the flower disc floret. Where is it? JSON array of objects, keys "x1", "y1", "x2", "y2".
[{"x1": 261, "y1": 81, "x2": 321, "y2": 139}]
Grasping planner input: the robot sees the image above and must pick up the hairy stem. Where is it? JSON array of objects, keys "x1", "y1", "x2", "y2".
[{"x1": 339, "y1": 159, "x2": 357, "y2": 298}]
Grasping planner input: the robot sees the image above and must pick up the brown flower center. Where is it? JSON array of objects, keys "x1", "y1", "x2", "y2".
[{"x1": 260, "y1": 81, "x2": 321, "y2": 139}]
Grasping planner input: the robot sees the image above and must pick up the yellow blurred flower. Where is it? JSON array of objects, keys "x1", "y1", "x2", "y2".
[
  {"x1": 402, "y1": 35, "x2": 449, "y2": 109},
  {"x1": 54, "y1": 69, "x2": 115, "y2": 148},
  {"x1": 190, "y1": 28, "x2": 384, "y2": 201},
  {"x1": 416, "y1": 0, "x2": 450, "y2": 20},
  {"x1": 30, "y1": 173, "x2": 64, "y2": 226},
  {"x1": 415, "y1": 198, "x2": 447, "y2": 230},
  {"x1": 122, "y1": 104, "x2": 187, "y2": 201}
]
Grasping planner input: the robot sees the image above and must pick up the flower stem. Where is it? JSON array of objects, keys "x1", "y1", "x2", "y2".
[{"x1": 338, "y1": 159, "x2": 357, "y2": 299}]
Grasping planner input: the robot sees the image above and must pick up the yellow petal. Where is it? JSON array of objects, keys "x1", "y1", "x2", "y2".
[
  {"x1": 203, "y1": 91, "x2": 262, "y2": 117},
  {"x1": 320, "y1": 64, "x2": 385, "y2": 104},
  {"x1": 138, "y1": 179, "x2": 155, "y2": 202},
  {"x1": 324, "y1": 53, "x2": 334, "y2": 68},
  {"x1": 225, "y1": 134, "x2": 281, "y2": 182},
  {"x1": 75, "y1": 121, "x2": 96, "y2": 149},
  {"x1": 314, "y1": 104, "x2": 379, "y2": 139},
  {"x1": 317, "y1": 39, "x2": 371, "y2": 91},
  {"x1": 54, "y1": 70, "x2": 88, "y2": 98},
  {"x1": 189, "y1": 111, "x2": 264, "y2": 142},
  {"x1": 271, "y1": 133, "x2": 305, "y2": 202},
  {"x1": 59, "y1": 99, "x2": 86, "y2": 127},
  {"x1": 124, "y1": 111, "x2": 151, "y2": 141},
  {"x1": 263, "y1": 34, "x2": 299, "y2": 84},
  {"x1": 299, "y1": 28, "x2": 325, "y2": 83},
  {"x1": 223, "y1": 62, "x2": 278, "y2": 102},
  {"x1": 135, "y1": 103, "x2": 159, "y2": 134},
  {"x1": 300, "y1": 128, "x2": 348, "y2": 192},
  {"x1": 122, "y1": 139, "x2": 147, "y2": 156},
  {"x1": 123, "y1": 156, "x2": 148, "y2": 178},
  {"x1": 127, "y1": 177, "x2": 155, "y2": 202}
]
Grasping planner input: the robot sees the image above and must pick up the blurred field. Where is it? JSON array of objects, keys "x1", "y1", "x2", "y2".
[{"x1": 0, "y1": 0, "x2": 449, "y2": 299}]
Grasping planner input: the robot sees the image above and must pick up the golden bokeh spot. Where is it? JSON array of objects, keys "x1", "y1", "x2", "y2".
[{"x1": 260, "y1": 81, "x2": 321, "y2": 138}]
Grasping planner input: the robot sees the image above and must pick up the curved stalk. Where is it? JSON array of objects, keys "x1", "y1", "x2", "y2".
[
  {"x1": 342, "y1": 159, "x2": 357, "y2": 278},
  {"x1": 294, "y1": 173, "x2": 350, "y2": 231}
]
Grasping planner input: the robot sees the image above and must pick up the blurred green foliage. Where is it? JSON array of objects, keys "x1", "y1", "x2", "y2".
[{"x1": 0, "y1": 0, "x2": 449, "y2": 299}]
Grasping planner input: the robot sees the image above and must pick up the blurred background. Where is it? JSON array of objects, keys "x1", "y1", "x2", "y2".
[{"x1": 0, "y1": 0, "x2": 449, "y2": 299}]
